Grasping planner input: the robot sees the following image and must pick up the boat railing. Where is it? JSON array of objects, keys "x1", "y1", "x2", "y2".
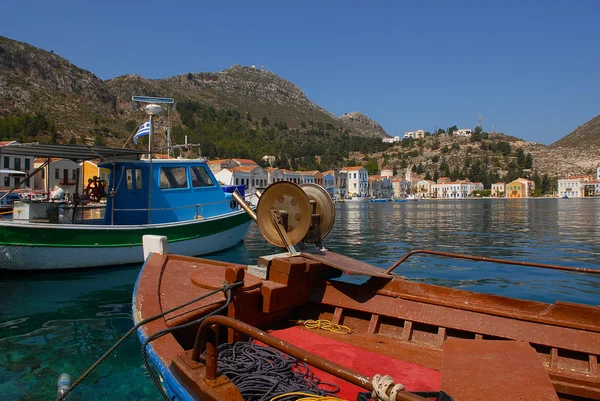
[
  {"x1": 190, "y1": 315, "x2": 428, "y2": 401},
  {"x1": 385, "y1": 249, "x2": 600, "y2": 275}
]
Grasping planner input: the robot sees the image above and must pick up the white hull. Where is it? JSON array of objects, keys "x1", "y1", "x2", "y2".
[{"x1": 0, "y1": 221, "x2": 251, "y2": 271}]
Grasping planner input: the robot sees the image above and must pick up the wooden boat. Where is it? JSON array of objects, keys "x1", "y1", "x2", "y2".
[
  {"x1": 393, "y1": 198, "x2": 406, "y2": 203},
  {"x1": 0, "y1": 97, "x2": 253, "y2": 270},
  {"x1": 133, "y1": 182, "x2": 600, "y2": 401}
]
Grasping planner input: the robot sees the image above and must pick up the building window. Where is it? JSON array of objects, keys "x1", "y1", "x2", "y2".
[
  {"x1": 3, "y1": 157, "x2": 8, "y2": 169},
  {"x1": 3, "y1": 177, "x2": 8, "y2": 186},
  {"x1": 55, "y1": 168, "x2": 59, "y2": 179},
  {"x1": 14, "y1": 158, "x2": 21, "y2": 170},
  {"x1": 13, "y1": 177, "x2": 19, "y2": 188},
  {"x1": 24, "y1": 158, "x2": 30, "y2": 170},
  {"x1": 72, "y1": 169, "x2": 78, "y2": 180}
]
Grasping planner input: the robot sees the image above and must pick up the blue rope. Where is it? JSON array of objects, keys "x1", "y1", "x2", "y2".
[{"x1": 202, "y1": 341, "x2": 340, "y2": 401}]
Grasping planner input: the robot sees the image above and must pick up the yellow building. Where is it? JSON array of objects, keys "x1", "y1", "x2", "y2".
[
  {"x1": 507, "y1": 178, "x2": 534, "y2": 198},
  {"x1": 82, "y1": 160, "x2": 111, "y2": 187}
]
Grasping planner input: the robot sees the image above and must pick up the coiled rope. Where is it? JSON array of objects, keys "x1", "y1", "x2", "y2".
[
  {"x1": 54, "y1": 281, "x2": 243, "y2": 401},
  {"x1": 204, "y1": 341, "x2": 340, "y2": 401},
  {"x1": 371, "y1": 374, "x2": 405, "y2": 401},
  {"x1": 270, "y1": 392, "x2": 345, "y2": 401},
  {"x1": 297, "y1": 319, "x2": 352, "y2": 334}
]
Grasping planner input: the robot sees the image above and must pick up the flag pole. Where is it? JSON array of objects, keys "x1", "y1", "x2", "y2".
[{"x1": 147, "y1": 114, "x2": 153, "y2": 224}]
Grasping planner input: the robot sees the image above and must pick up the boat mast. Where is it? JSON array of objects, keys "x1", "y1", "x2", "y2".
[{"x1": 131, "y1": 96, "x2": 175, "y2": 224}]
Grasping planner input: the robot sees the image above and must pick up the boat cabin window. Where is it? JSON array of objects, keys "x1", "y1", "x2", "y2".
[
  {"x1": 135, "y1": 169, "x2": 142, "y2": 189},
  {"x1": 190, "y1": 166, "x2": 214, "y2": 188},
  {"x1": 126, "y1": 169, "x2": 133, "y2": 190},
  {"x1": 160, "y1": 167, "x2": 188, "y2": 189}
]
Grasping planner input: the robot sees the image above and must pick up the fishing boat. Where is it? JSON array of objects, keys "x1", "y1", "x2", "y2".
[
  {"x1": 393, "y1": 198, "x2": 406, "y2": 203},
  {"x1": 132, "y1": 181, "x2": 600, "y2": 401},
  {"x1": 369, "y1": 198, "x2": 389, "y2": 203},
  {"x1": 0, "y1": 97, "x2": 253, "y2": 271},
  {"x1": 406, "y1": 194, "x2": 419, "y2": 201}
]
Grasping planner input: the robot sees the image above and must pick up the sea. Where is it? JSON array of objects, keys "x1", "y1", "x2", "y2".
[{"x1": 1, "y1": 198, "x2": 599, "y2": 400}]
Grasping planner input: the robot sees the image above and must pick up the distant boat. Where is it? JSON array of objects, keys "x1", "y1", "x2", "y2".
[
  {"x1": 369, "y1": 198, "x2": 388, "y2": 203},
  {"x1": 406, "y1": 195, "x2": 420, "y2": 201},
  {"x1": 393, "y1": 198, "x2": 406, "y2": 203}
]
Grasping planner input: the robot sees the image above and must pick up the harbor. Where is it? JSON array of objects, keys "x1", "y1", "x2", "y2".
[{"x1": 1, "y1": 198, "x2": 599, "y2": 400}]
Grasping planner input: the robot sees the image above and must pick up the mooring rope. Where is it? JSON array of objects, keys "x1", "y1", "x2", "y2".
[
  {"x1": 205, "y1": 341, "x2": 340, "y2": 401},
  {"x1": 54, "y1": 281, "x2": 243, "y2": 401}
]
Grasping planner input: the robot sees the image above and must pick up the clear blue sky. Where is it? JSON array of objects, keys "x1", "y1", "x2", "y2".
[{"x1": 2, "y1": 0, "x2": 598, "y2": 145}]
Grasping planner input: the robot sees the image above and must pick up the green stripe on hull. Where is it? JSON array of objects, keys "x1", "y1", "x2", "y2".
[{"x1": 0, "y1": 211, "x2": 253, "y2": 247}]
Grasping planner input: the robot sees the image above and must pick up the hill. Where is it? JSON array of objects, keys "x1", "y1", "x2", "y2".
[{"x1": 0, "y1": 35, "x2": 598, "y2": 182}]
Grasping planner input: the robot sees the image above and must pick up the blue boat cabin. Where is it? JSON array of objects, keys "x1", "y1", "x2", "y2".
[{"x1": 100, "y1": 159, "x2": 245, "y2": 225}]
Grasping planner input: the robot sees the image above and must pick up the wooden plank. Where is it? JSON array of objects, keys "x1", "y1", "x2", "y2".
[{"x1": 441, "y1": 339, "x2": 559, "y2": 401}]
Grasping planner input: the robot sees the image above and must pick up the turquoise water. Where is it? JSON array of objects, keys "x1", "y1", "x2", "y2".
[{"x1": 1, "y1": 199, "x2": 599, "y2": 400}]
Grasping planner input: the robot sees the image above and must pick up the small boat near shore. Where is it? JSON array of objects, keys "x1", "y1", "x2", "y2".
[
  {"x1": 0, "y1": 97, "x2": 253, "y2": 271},
  {"x1": 131, "y1": 181, "x2": 600, "y2": 401}
]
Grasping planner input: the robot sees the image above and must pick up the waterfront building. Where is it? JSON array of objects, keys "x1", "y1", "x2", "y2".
[
  {"x1": 283, "y1": 169, "x2": 302, "y2": 184},
  {"x1": 381, "y1": 165, "x2": 394, "y2": 178},
  {"x1": 342, "y1": 166, "x2": 369, "y2": 197},
  {"x1": 214, "y1": 165, "x2": 267, "y2": 192},
  {"x1": 391, "y1": 178, "x2": 410, "y2": 198},
  {"x1": 0, "y1": 140, "x2": 35, "y2": 189},
  {"x1": 315, "y1": 171, "x2": 336, "y2": 197},
  {"x1": 332, "y1": 170, "x2": 347, "y2": 199},
  {"x1": 368, "y1": 175, "x2": 393, "y2": 199},
  {"x1": 491, "y1": 182, "x2": 506, "y2": 197},
  {"x1": 557, "y1": 175, "x2": 593, "y2": 198},
  {"x1": 431, "y1": 178, "x2": 482, "y2": 199},
  {"x1": 301, "y1": 170, "x2": 318, "y2": 184},
  {"x1": 507, "y1": 178, "x2": 535, "y2": 198},
  {"x1": 416, "y1": 179, "x2": 435, "y2": 198},
  {"x1": 33, "y1": 158, "x2": 82, "y2": 195},
  {"x1": 265, "y1": 167, "x2": 284, "y2": 185}
]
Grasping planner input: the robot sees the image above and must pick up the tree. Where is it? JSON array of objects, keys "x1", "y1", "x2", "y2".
[
  {"x1": 425, "y1": 171, "x2": 432, "y2": 180},
  {"x1": 364, "y1": 158, "x2": 379, "y2": 175},
  {"x1": 525, "y1": 153, "x2": 534, "y2": 169},
  {"x1": 261, "y1": 117, "x2": 270, "y2": 127}
]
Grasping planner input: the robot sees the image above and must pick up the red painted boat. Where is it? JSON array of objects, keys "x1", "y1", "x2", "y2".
[{"x1": 133, "y1": 182, "x2": 600, "y2": 401}]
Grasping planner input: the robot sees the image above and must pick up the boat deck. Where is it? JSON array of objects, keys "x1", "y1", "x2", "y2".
[{"x1": 270, "y1": 326, "x2": 440, "y2": 400}]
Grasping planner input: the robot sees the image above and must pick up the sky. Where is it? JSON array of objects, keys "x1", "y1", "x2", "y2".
[{"x1": 1, "y1": 0, "x2": 599, "y2": 145}]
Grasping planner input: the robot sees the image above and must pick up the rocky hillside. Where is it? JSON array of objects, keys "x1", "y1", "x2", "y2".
[
  {"x1": 339, "y1": 112, "x2": 389, "y2": 138},
  {"x1": 0, "y1": 36, "x2": 121, "y2": 141},
  {"x1": 0, "y1": 36, "x2": 383, "y2": 145}
]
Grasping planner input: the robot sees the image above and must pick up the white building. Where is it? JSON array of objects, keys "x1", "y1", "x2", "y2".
[
  {"x1": 403, "y1": 130, "x2": 425, "y2": 139},
  {"x1": 455, "y1": 129, "x2": 472, "y2": 137},
  {"x1": 342, "y1": 166, "x2": 369, "y2": 197},
  {"x1": 215, "y1": 165, "x2": 267, "y2": 193},
  {"x1": 33, "y1": 158, "x2": 82, "y2": 195},
  {"x1": 416, "y1": 180, "x2": 435, "y2": 198},
  {"x1": 382, "y1": 136, "x2": 402, "y2": 143},
  {"x1": 391, "y1": 178, "x2": 410, "y2": 198},
  {"x1": 0, "y1": 141, "x2": 35, "y2": 189},
  {"x1": 265, "y1": 167, "x2": 285, "y2": 185},
  {"x1": 557, "y1": 176, "x2": 589, "y2": 198},
  {"x1": 491, "y1": 182, "x2": 506, "y2": 197}
]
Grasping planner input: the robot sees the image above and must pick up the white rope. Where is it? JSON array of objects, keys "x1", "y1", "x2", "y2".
[{"x1": 371, "y1": 374, "x2": 405, "y2": 401}]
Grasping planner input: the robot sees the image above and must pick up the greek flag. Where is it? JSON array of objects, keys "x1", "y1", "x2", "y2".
[{"x1": 133, "y1": 120, "x2": 151, "y2": 144}]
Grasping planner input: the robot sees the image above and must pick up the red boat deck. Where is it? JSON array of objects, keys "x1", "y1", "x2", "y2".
[{"x1": 271, "y1": 326, "x2": 441, "y2": 400}]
